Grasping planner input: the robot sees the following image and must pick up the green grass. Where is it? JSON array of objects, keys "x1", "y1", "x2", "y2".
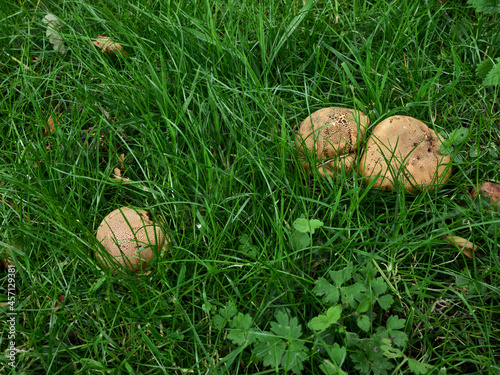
[{"x1": 1, "y1": 0, "x2": 499, "y2": 374}]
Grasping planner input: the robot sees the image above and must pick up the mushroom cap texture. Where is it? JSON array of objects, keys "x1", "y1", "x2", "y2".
[
  {"x1": 96, "y1": 207, "x2": 166, "y2": 272},
  {"x1": 359, "y1": 116, "x2": 452, "y2": 192},
  {"x1": 295, "y1": 107, "x2": 370, "y2": 177}
]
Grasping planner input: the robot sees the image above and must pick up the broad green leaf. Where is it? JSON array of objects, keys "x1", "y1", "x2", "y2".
[
  {"x1": 340, "y1": 283, "x2": 366, "y2": 307},
  {"x1": 357, "y1": 315, "x2": 371, "y2": 332},
  {"x1": 227, "y1": 313, "x2": 257, "y2": 345},
  {"x1": 212, "y1": 315, "x2": 227, "y2": 330},
  {"x1": 386, "y1": 315, "x2": 405, "y2": 330},
  {"x1": 448, "y1": 128, "x2": 469, "y2": 145},
  {"x1": 293, "y1": 218, "x2": 324, "y2": 234},
  {"x1": 376, "y1": 317, "x2": 408, "y2": 348},
  {"x1": 483, "y1": 58, "x2": 500, "y2": 86},
  {"x1": 381, "y1": 342, "x2": 404, "y2": 359},
  {"x1": 313, "y1": 278, "x2": 340, "y2": 304},
  {"x1": 476, "y1": 58, "x2": 494, "y2": 79},
  {"x1": 308, "y1": 306, "x2": 341, "y2": 331},
  {"x1": 371, "y1": 277, "x2": 388, "y2": 296},
  {"x1": 320, "y1": 360, "x2": 347, "y2": 375},
  {"x1": 439, "y1": 143, "x2": 454, "y2": 155},
  {"x1": 326, "y1": 306, "x2": 342, "y2": 323},
  {"x1": 281, "y1": 340, "x2": 309, "y2": 375},
  {"x1": 308, "y1": 314, "x2": 330, "y2": 331},
  {"x1": 271, "y1": 311, "x2": 302, "y2": 340},
  {"x1": 254, "y1": 334, "x2": 286, "y2": 368},
  {"x1": 391, "y1": 330, "x2": 409, "y2": 347},
  {"x1": 231, "y1": 312, "x2": 253, "y2": 331},
  {"x1": 468, "y1": 0, "x2": 500, "y2": 14},
  {"x1": 220, "y1": 301, "x2": 237, "y2": 319},
  {"x1": 290, "y1": 230, "x2": 311, "y2": 250},
  {"x1": 377, "y1": 294, "x2": 394, "y2": 310},
  {"x1": 329, "y1": 262, "x2": 354, "y2": 286},
  {"x1": 371, "y1": 356, "x2": 395, "y2": 375},
  {"x1": 357, "y1": 297, "x2": 371, "y2": 313},
  {"x1": 408, "y1": 358, "x2": 434, "y2": 374},
  {"x1": 329, "y1": 343, "x2": 346, "y2": 367}
]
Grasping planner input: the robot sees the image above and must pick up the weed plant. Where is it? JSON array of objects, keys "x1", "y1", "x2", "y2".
[{"x1": 1, "y1": 0, "x2": 499, "y2": 374}]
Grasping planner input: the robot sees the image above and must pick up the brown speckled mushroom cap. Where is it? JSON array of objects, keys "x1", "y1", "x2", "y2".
[
  {"x1": 295, "y1": 107, "x2": 370, "y2": 177},
  {"x1": 359, "y1": 115, "x2": 452, "y2": 192},
  {"x1": 95, "y1": 207, "x2": 167, "y2": 273}
]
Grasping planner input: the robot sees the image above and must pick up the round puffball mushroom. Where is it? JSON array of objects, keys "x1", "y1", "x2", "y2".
[
  {"x1": 295, "y1": 107, "x2": 370, "y2": 177},
  {"x1": 358, "y1": 115, "x2": 452, "y2": 192},
  {"x1": 95, "y1": 207, "x2": 167, "y2": 273},
  {"x1": 469, "y1": 181, "x2": 500, "y2": 210}
]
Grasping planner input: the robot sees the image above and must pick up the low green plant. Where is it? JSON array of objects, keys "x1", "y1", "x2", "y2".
[
  {"x1": 213, "y1": 258, "x2": 435, "y2": 374},
  {"x1": 468, "y1": 0, "x2": 500, "y2": 86},
  {"x1": 439, "y1": 127, "x2": 470, "y2": 162}
]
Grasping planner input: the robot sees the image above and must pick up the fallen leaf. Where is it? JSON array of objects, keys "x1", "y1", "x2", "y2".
[
  {"x1": 44, "y1": 103, "x2": 60, "y2": 135},
  {"x1": 92, "y1": 36, "x2": 126, "y2": 56},
  {"x1": 442, "y1": 236, "x2": 478, "y2": 258}
]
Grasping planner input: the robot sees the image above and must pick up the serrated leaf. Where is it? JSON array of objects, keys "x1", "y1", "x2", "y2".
[
  {"x1": 308, "y1": 306, "x2": 342, "y2": 332},
  {"x1": 357, "y1": 315, "x2": 371, "y2": 332},
  {"x1": 377, "y1": 294, "x2": 394, "y2": 310},
  {"x1": 468, "y1": 0, "x2": 500, "y2": 14},
  {"x1": 293, "y1": 218, "x2": 324, "y2": 234},
  {"x1": 381, "y1": 343, "x2": 404, "y2": 359},
  {"x1": 220, "y1": 301, "x2": 237, "y2": 319},
  {"x1": 271, "y1": 311, "x2": 302, "y2": 340},
  {"x1": 231, "y1": 312, "x2": 253, "y2": 331},
  {"x1": 386, "y1": 315, "x2": 405, "y2": 330},
  {"x1": 376, "y1": 316, "x2": 408, "y2": 347},
  {"x1": 371, "y1": 356, "x2": 395, "y2": 375},
  {"x1": 227, "y1": 313, "x2": 257, "y2": 346},
  {"x1": 313, "y1": 278, "x2": 340, "y2": 304},
  {"x1": 391, "y1": 330, "x2": 409, "y2": 347},
  {"x1": 483, "y1": 58, "x2": 500, "y2": 86},
  {"x1": 477, "y1": 59, "x2": 495, "y2": 79},
  {"x1": 320, "y1": 360, "x2": 347, "y2": 375},
  {"x1": 340, "y1": 283, "x2": 366, "y2": 307},
  {"x1": 371, "y1": 277, "x2": 388, "y2": 296},
  {"x1": 254, "y1": 334, "x2": 286, "y2": 368},
  {"x1": 281, "y1": 340, "x2": 309, "y2": 375},
  {"x1": 408, "y1": 358, "x2": 434, "y2": 374},
  {"x1": 329, "y1": 262, "x2": 354, "y2": 287},
  {"x1": 212, "y1": 315, "x2": 227, "y2": 330}
]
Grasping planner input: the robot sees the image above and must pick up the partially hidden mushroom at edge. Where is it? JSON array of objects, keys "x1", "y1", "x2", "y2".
[
  {"x1": 359, "y1": 115, "x2": 452, "y2": 193},
  {"x1": 295, "y1": 107, "x2": 370, "y2": 177},
  {"x1": 95, "y1": 207, "x2": 168, "y2": 273}
]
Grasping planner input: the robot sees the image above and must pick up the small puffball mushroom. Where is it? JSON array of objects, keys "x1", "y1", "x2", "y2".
[
  {"x1": 95, "y1": 207, "x2": 167, "y2": 273},
  {"x1": 295, "y1": 107, "x2": 370, "y2": 177},
  {"x1": 359, "y1": 116, "x2": 452, "y2": 192},
  {"x1": 469, "y1": 181, "x2": 500, "y2": 210}
]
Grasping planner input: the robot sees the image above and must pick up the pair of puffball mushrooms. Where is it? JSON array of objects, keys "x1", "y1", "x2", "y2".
[{"x1": 95, "y1": 107, "x2": 498, "y2": 272}]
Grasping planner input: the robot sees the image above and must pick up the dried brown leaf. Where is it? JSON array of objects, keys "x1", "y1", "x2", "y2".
[
  {"x1": 92, "y1": 36, "x2": 126, "y2": 56},
  {"x1": 442, "y1": 236, "x2": 478, "y2": 258}
]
